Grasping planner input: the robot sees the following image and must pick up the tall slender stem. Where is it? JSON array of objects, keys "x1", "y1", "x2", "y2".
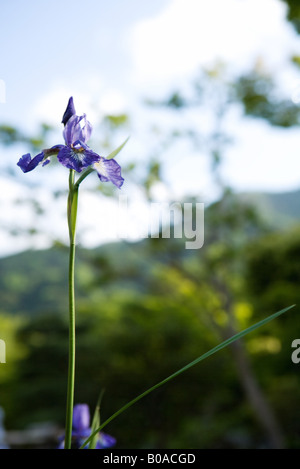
[{"x1": 64, "y1": 169, "x2": 78, "y2": 449}]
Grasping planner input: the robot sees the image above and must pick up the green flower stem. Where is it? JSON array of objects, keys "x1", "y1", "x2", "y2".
[
  {"x1": 74, "y1": 167, "x2": 94, "y2": 189},
  {"x1": 65, "y1": 169, "x2": 79, "y2": 449}
]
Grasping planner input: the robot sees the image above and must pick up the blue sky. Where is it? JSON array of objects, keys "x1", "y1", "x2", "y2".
[
  {"x1": 1, "y1": 0, "x2": 300, "y2": 255},
  {"x1": 0, "y1": 0, "x2": 168, "y2": 127}
]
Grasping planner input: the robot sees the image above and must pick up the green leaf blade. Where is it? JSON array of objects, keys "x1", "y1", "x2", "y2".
[
  {"x1": 88, "y1": 391, "x2": 105, "y2": 449},
  {"x1": 106, "y1": 137, "x2": 130, "y2": 160},
  {"x1": 88, "y1": 405, "x2": 100, "y2": 449},
  {"x1": 80, "y1": 304, "x2": 296, "y2": 449}
]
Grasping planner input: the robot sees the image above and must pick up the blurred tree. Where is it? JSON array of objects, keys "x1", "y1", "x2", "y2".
[
  {"x1": 234, "y1": 66, "x2": 300, "y2": 127},
  {"x1": 245, "y1": 226, "x2": 300, "y2": 314},
  {"x1": 11, "y1": 314, "x2": 68, "y2": 428},
  {"x1": 244, "y1": 227, "x2": 300, "y2": 445},
  {"x1": 0, "y1": 122, "x2": 53, "y2": 151},
  {"x1": 281, "y1": 0, "x2": 300, "y2": 33},
  {"x1": 141, "y1": 58, "x2": 300, "y2": 447}
]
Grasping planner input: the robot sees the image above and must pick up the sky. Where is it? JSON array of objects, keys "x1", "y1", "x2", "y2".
[{"x1": 1, "y1": 0, "x2": 300, "y2": 255}]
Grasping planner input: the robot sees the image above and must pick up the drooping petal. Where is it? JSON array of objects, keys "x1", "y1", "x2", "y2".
[
  {"x1": 63, "y1": 114, "x2": 92, "y2": 146},
  {"x1": 17, "y1": 154, "x2": 31, "y2": 172},
  {"x1": 62, "y1": 97, "x2": 76, "y2": 125},
  {"x1": 57, "y1": 145, "x2": 100, "y2": 172},
  {"x1": 17, "y1": 152, "x2": 45, "y2": 173},
  {"x1": 94, "y1": 157, "x2": 124, "y2": 188}
]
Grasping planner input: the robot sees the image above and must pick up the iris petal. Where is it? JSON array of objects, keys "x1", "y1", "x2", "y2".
[
  {"x1": 63, "y1": 114, "x2": 92, "y2": 146},
  {"x1": 94, "y1": 157, "x2": 124, "y2": 189},
  {"x1": 62, "y1": 97, "x2": 76, "y2": 125},
  {"x1": 57, "y1": 145, "x2": 100, "y2": 173},
  {"x1": 17, "y1": 152, "x2": 45, "y2": 173},
  {"x1": 73, "y1": 404, "x2": 90, "y2": 432}
]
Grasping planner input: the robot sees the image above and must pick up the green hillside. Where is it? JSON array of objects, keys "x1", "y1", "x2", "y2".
[
  {"x1": 0, "y1": 248, "x2": 69, "y2": 316},
  {"x1": 0, "y1": 188, "x2": 300, "y2": 449},
  {"x1": 1, "y1": 187, "x2": 300, "y2": 318},
  {"x1": 0, "y1": 238, "x2": 183, "y2": 316},
  {"x1": 239, "y1": 188, "x2": 300, "y2": 229}
]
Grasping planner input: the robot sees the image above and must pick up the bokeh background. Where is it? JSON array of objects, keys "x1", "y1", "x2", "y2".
[{"x1": 1, "y1": 0, "x2": 300, "y2": 449}]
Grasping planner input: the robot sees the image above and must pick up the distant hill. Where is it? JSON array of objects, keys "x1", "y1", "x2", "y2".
[
  {"x1": 0, "y1": 247, "x2": 69, "y2": 316},
  {"x1": 0, "y1": 237, "x2": 185, "y2": 317},
  {"x1": 239, "y1": 188, "x2": 300, "y2": 229},
  {"x1": 1, "y1": 188, "x2": 300, "y2": 317}
]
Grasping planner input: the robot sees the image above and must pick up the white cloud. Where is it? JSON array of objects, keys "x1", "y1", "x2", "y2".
[
  {"x1": 29, "y1": 80, "x2": 130, "y2": 132},
  {"x1": 222, "y1": 122, "x2": 300, "y2": 192},
  {"x1": 130, "y1": 0, "x2": 298, "y2": 92},
  {"x1": 31, "y1": 86, "x2": 101, "y2": 128}
]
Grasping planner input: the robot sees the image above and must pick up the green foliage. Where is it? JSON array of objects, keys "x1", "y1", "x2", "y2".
[
  {"x1": 1, "y1": 205, "x2": 299, "y2": 448},
  {"x1": 11, "y1": 314, "x2": 69, "y2": 426},
  {"x1": 281, "y1": 0, "x2": 300, "y2": 33},
  {"x1": 81, "y1": 304, "x2": 295, "y2": 449},
  {"x1": 243, "y1": 225, "x2": 300, "y2": 442},
  {"x1": 0, "y1": 313, "x2": 27, "y2": 419},
  {"x1": 0, "y1": 248, "x2": 69, "y2": 316},
  {"x1": 246, "y1": 226, "x2": 300, "y2": 313},
  {"x1": 143, "y1": 159, "x2": 162, "y2": 199},
  {"x1": 104, "y1": 114, "x2": 129, "y2": 128},
  {"x1": 0, "y1": 123, "x2": 54, "y2": 152},
  {"x1": 0, "y1": 125, "x2": 24, "y2": 145},
  {"x1": 234, "y1": 71, "x2": 300, "y2": 127}
]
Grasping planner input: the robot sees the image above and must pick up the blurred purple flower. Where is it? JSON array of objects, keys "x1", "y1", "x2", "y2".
[
  {"x1": 17, "y1": 97, "x2": 124, "y2": 188},
  {"x1": 58, "y1": 403, "x2": 116, "y2": 449}
]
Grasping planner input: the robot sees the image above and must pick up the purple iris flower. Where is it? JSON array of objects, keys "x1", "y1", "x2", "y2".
[
  {"x1": 17, "y1": 97, "x2": 124, "y2": 188},
  {"x1": 58, "y1": 403, "x2": 116, "y2": 449}
]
